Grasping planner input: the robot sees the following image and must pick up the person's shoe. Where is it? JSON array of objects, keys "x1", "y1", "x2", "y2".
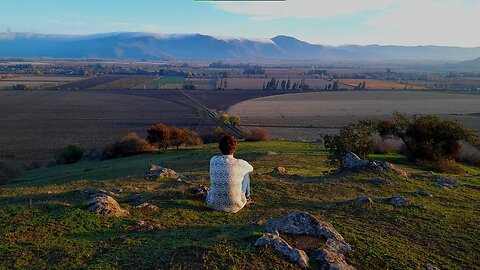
[{"x1": 246, "y1": 196, "x2": 255, "y2": 204}]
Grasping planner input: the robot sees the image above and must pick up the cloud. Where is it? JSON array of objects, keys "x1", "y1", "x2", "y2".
[
  {"x1": 364, "y1": 0, "x2": 480, "y2": 46},
  {"x1": 209, "y1": 0, "x2": 394, "y2": 20}
]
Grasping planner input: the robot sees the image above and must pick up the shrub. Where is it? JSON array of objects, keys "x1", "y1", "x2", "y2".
[
  {"x1": 245, "y1": 127, "x2": 270, "y2": 142},
  {"x1": 55, "y1": 144, "x2": 86, "y2": 165},
  {"x1": 147, "y1": 123, "x2": 171, "y2": 149},
  {"x1": 0, "y1": 161, "x2": 21, "y2": 184},
  {"x1": 376, "y1": 113, "x2": 479, "y2": 162},
  {"x1": 416, "y1": 159, "x2": 464, "y2": 174},
  {"x1": 323, "y1": 121, "x2": 376, "y2": 167},
  {"x1": 104, "y1": 132, "x2": 154, "y2": 159},
  {"x1": 169, "y1": 127, "x2": 203, "y2": 149},
  {"x1": 373, "y1": 135, "x2": 403, "y2": 154},
  {"x1": 201, "y1": 126, "x2": 227, "y2": 144}
]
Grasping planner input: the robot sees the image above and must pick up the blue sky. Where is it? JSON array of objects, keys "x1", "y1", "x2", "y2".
[{"x1": 1, "y1": 0, "x2": 479, "y2": 46}]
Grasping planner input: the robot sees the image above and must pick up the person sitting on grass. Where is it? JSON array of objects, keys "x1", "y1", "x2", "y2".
[{"x1": 206, "y1": 134, "x2": 254, "y2": 213}]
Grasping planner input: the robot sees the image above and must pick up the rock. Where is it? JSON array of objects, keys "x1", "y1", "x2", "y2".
[
  {"x1": 434, "y1": 176, "x2": 460, "y2": 189},
  {"x1": 109, "y1": 188, "x2": 123, "y2": 195},
  {"x1": 378, "y1": 162, "x2": 409, "y2": 178},
  {"x1": 341, "y1": 152, "x2": 408, "y2": 177},
  {"x1": 417, "y1": 190, "x2": 432, "y2": 197},
  {"x1": 312, "y1": 247, "x2": 356, "y2": 270},
  {"x1": 341, "y1": 152, "x2": 369, "y2": 170},
  {"x1": 418, "y1": 205, "x2": 427, "y2": 210},
  {"x1": 266, "y1": 212, "x2": 350, "y2": 248},
  {"x1": 255, "y1": 233, "x2": 309, "y2": 268},
  {"x1": 258, "y1": 212, "x2": 355, "y2": 269},
  {"x1": 371, "y1": 177, "x2": 392, "y2": 186},
  {"x1": 274, "y1": 166, "x2": 288, "y2": 174},
  {"x1": 355, "y1": 195, "x2": 374, "y2": 205},
  {"x1": 133, "y1": 202, "x2": 160, "y2": 212},
  {"x1": 390, "y1": 196, "x2": 409, "y2": 207},
  {"x1": 88, "y1": 195, "x2": 130, "y2": 217},
  {"x1": 267, "y1": 151, "x2": 278, "y2": 156},
  {"x1": 145, "y1": 164, "x2": 184, "y2": 180}
]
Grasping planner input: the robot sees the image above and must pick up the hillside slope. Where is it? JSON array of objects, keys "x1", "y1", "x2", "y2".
[{"x1": 0, "y1": 141, "x2": 479, "y2": 269}]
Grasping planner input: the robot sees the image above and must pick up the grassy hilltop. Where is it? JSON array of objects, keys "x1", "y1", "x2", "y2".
[{"x1": 0, "y1": 141, "x2": 479, "y2": 269}]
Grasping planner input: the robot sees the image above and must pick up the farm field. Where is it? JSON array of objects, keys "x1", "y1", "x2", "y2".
[
  {"x1": 339, "y1": 79, "x2": 427, "y2": 90},
  {"x1": 228, "y1": 91, "x2": 480, "y2": 141},
  {"x1": 134, "y1": 76, "x2": 187, "y2": 90},
  {"x1": 0, "y1": 76, "x2": 84, "y2": 89},
  {"x1": 55, "y1": 75, "x2": 129, "y2": 90},
  {"x1": 0, "y1": 89, "x2": 294, "y2": 167},
  {"x1": 91, "y1": 76, "x2": 156, "y2": 90},
  {"x1": 217, "y1": 78, "x2": 353, "y2": 90}
]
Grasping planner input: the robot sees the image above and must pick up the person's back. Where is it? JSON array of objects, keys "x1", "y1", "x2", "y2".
[{"x1": 206, "y1": 135, "x2": 253, "y2": 213}]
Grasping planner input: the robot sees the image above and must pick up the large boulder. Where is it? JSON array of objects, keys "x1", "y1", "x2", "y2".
[
  {"x1": 256, "y1": 212, "x2": 355, "y2": 269},
  {"x1": 341, "y1": 152, "x2": 369, "y2": 170},
  {"x1": 255, "y1": 233, "x2": 309, "y2": 268},
  {"x1": 88, "y1": 195, "x2": 130, "y2": 217},
  {"x1": 341, "y1": 152, "x2": 408, "y2": 178},
  {"x1": 390, "y1": 196, "x2": 409, "y2": 207},
  {"x1": 145, "y1": 164, "x2": 184, "y2": 180}
]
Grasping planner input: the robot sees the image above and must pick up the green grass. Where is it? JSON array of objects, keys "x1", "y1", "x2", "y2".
[
  {"x1": 149, "y1": 76, "x2": 186, "y2": 85},
  {"x1": 1, "y1": 141, "x2": 479, "y2": 269}
]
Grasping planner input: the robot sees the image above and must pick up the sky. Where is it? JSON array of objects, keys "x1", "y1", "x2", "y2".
[{"x1": 0, "y1": 0, "x2": 479, "y2": 47}]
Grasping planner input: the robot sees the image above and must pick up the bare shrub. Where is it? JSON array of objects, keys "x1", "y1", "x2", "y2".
[
  {"x1": 0, "y1": 161, "x2": 21, "y2": 185},
  {"x1": 245, "y1": 127, "x2": 271, "y2": 142},
  {"x1": 104, "y1": 132, "x2": 155, "y2": 159}
]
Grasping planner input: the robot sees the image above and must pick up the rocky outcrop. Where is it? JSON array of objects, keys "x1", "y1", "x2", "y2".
[
  {"x1": 191, "y1": 185, "x2": 209, "y2": 196},
  {"x1": 88, "y1": 195, "x2": 130, "y2": 217},
  {"x1": 371, "y1": 177, "x2": 392, "y2": 186},
  {"x1": 133, "y1": 202, "x2": 160, "y2": 212},
  {"x1": 390, "y1": 196, "x2": 409, "y2": 207},
  {"x1": 434, "y1": 176, "x2": 460, "y2": 189},
  {"x1": 145, "y1": 164, "x2": 184, "y2": 180},
  {"x1": 255, "y1": 233, "x2": 309, "y2": 268},
  {"x1": 341, "y1": 152, "x2": 408, "y2": 177},
  {"x1": 256, "y1": 212, "x2": 355, "y2": 269}
]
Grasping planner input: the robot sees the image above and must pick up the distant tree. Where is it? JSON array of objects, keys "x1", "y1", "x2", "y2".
[
  {"x1": 262, "y1": 81, "x2": 266, "y2": 90},
  {"x1": 292, "y1": 82, "x2": 298, "y2": 90},
  {"x1": 361, "y1": 81, "x2": 367, "y2": 90},
  {"x1": 224, "y1": 79, "x2": 228, "y2": 90},
  {"x1": 12, "y1": 84, "x2": 29, "y2": 90},
  {"x1": 328, "y1": 84, "x2": 332, "y2": 90},
  {"x1": 286, "y1": 79, "x2": 291, "y2": 90},
  {"x1": 219, "y1": 113, "x2": 229, "y2": 123},
  {"x1": 332, "y1": 81, "x2": 339, "y2": 91},
  {"x1": 281, "y1": 80, "x2": 286, "y2": 90},
  {"x1": 274, "y1": 81, "x2": 279, "y2": 90},
  {"x1": 147, "y1": 123, "x2": 171, "y2": 149},
  {"x1": 228, "y1": 116, "x2": 241, "y2": 126},
  {"x1": 55, "y1": 144, "x2": 86, "y2": 165}
]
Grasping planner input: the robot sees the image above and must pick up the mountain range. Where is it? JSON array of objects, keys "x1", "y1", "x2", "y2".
[{"x1": 0, "y1": 32, "x2": 479, "y2": 63}]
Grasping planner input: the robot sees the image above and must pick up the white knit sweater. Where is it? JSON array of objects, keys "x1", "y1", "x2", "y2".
[{"x1": 206, "y1": 155, "x2": 254, "y2": 213}]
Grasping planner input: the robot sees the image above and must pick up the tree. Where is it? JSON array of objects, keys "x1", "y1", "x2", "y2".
[
  {"x1": 224, "y1": 79, "x2": 228, "y2": 90},
  {"x1": 281, "y1": 80, "x2": 286, "y2": 90},
  {"x1": 169, "y1": 128, "x2": 202, "y2": 149},
  {"x1": 375, "y1": 113, "x2": 479, "y2": 162},
  {"x1": 147, "y1": 123, "x2": 171, "y2": 149},
  {"x1": 286, "y1": 79, "x2": 291, "y2": 90},
  {"x1": 55, "y1": 144, "x2": 86, "y2": 165},
  {"x1": 219, "y1": 113, "x2": 229, "y2": 123},
  {"x1": 323, "y1": 121, "x2": 376, "y2": 167},
  {"x1": 104, "y1": 132, "x2": 154, "y2": 159},
  {"x1": 332, "y1": 81, "x2": 339, "y2": 91},
  {"x1": 228, "y1": 116, "x2": 241, "y2": 126}
]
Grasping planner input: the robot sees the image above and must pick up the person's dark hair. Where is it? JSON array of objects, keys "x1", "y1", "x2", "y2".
[{"x1": 219, "y1": 135, "x2": 237, "y2": 155}]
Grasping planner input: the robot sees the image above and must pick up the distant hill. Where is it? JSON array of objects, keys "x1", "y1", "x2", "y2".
[
  {"x1": 1, "y1": 32, "x2": 480, "y2": 62},
  {"x1": 450, "y1": 57, "x2": 480, "y2": 68}
]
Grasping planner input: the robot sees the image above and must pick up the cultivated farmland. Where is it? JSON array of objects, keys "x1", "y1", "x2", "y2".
[
  {"x1": 339, "y1": 79, "x2": 427, "y2": 90},
  {"x1": 228, "y1": 91, "x2": 480, "y2": 141},
  {"x1": 0, "y1": 76, "x2": 84, "y2": 89}
]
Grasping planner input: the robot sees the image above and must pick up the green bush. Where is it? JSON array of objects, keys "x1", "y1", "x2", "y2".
[
  {"x1": 323, "y1": 121, "x2": 376, "y2": 167},
  {"x1": 376, "y1": 113, "x2": 479, "y2": 162},
  {"x1": 55, "y1": 144, "x2": 86, "y2": 165},
  {"x1": 0, "y1": 161, "x2": 21, "y2": 185}
]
